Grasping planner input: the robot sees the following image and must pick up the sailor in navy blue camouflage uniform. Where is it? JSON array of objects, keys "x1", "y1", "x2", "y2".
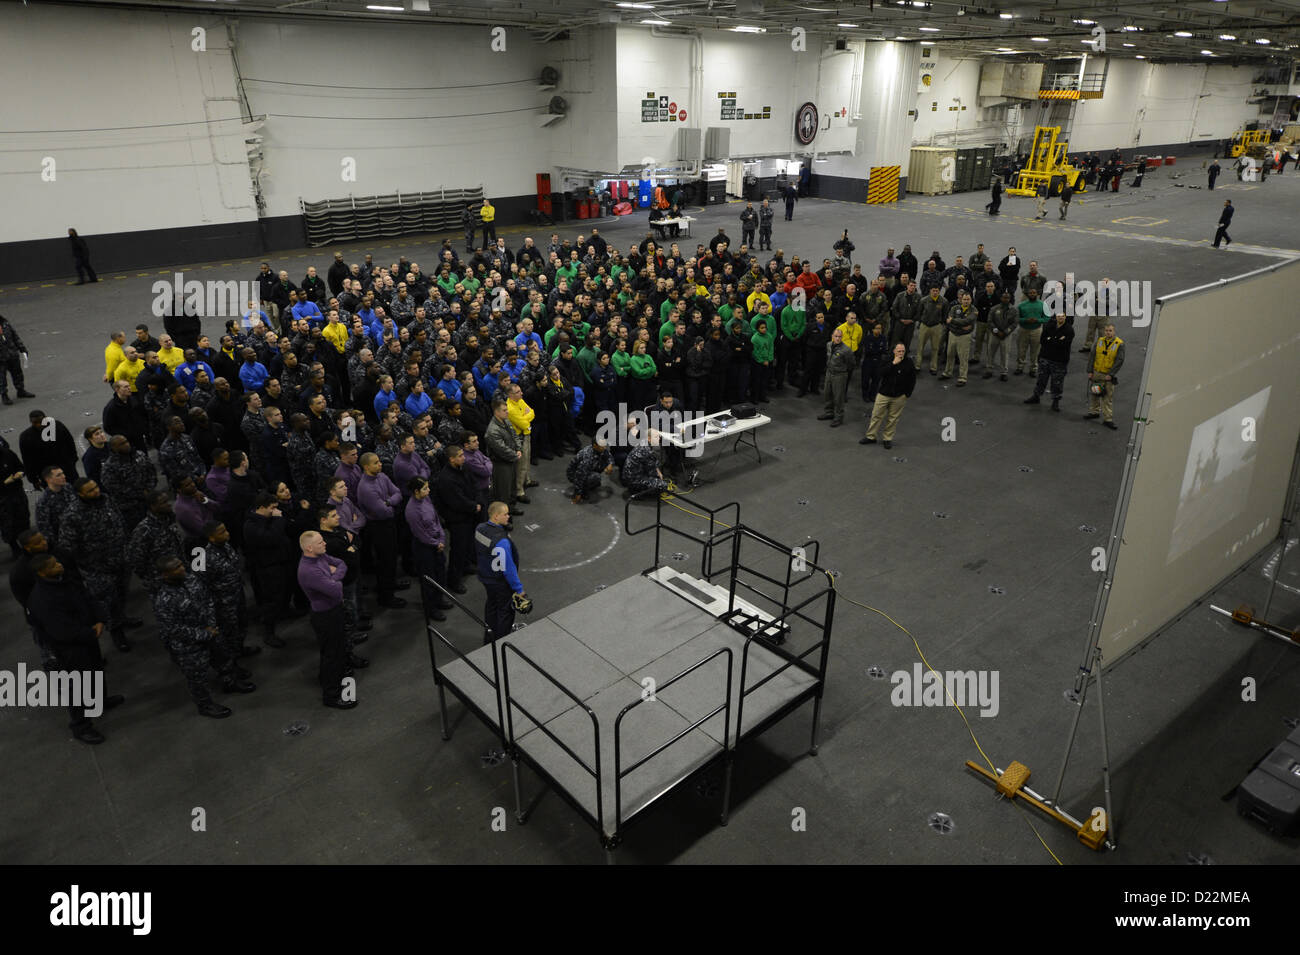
[
  {"x1": 125, "y1": 490, "x2": 184, "y2": 598},
  {"x1": 60, "y1": 477, "x2": 136, "y2": 653},
  {"x1": 34, "y1": 466, "x2": 75, "y2": 550},
  {"x1": 158, "y1": 415, "x2": 206, "y2": 485},
  {"x1": 566, "y1": 439, "x2": 613, "y2": 503},
  {"x1": 757, "y1": 200, "x2": 774, "y2": 251},
  {"x1": 621, "y1": 434, "x2": 671, "y2": 499},
  {"x1": 99, "y1": 435, "x2": 157, "y2": 531},
  {"x1": 150, "y1": 556, "x2": 238, "y2": 718},
  {"x1": 199, "y1": 520, "x2": 258, "y2": 680}
]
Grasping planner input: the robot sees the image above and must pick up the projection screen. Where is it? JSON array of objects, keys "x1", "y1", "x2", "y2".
[{"x1": 1096, "y1": 257, "x2": 1300, "y2": 668}]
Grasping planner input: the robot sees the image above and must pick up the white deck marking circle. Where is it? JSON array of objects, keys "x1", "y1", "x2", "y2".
[{"x1": 529, "y1": 511, "x2": 622, "y2": 572}]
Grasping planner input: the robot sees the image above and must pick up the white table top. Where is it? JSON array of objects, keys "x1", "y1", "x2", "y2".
[{"x1": 658, "y1": 409, "x2": 771, "y2": 449}]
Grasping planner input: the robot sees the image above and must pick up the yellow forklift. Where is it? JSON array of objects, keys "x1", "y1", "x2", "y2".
[
  {"x1": 1229, "y1": 128, "x2": 1271, "y2": 158},
  {"x1": 1007, "y1": 125, "x2": 1087, "y2": 197}
]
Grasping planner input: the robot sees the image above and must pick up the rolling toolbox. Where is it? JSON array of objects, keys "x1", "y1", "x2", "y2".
[{"x1": 1237, "y1": 725, "x2": 1300, "y2": 835}]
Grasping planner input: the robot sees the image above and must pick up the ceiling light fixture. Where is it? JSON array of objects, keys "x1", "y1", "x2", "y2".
[
  {"x1": 1255, "y1": 38, "x2": 1271, "y2": 45},
  {"x1": 1174, "y1": 31, "x2": 1192, "y2": 37},
  {"x1": 1200, "y1": 49, "x2": 1214, "y2": 55},
  {"x1": 1030, "y1": 36, "x2": 1049, "y2": 42},
  {"x1": 1122, "y1": 42, "x2": 1134, "y2": 47},
  {"x1": 999, "y1": 12, "x2": 1014, "y2": 19},
  {"x1": 1073, "y1": 18, "x2": 1095, "y2": 25},
  {"x1": 616, "y1": 2, "x2": 655, "y2": 8},
  {"x1": 365, "y1": 4, "x2": 404, "y2": 10},
  {"x1": 641, "y1": 17, "x2": 670, "y2": 25},
  {"x1": 1135, "y1": 54, "x2": 1145, "y2": 59},
  {"x1": 1219, "y1": 34, "x2": 1236, "y2": 41},
  {"x1": 918, "y1": 26, "x2": 940, "y2": 33},
  {"x1": 732, "y1": 25, "x2": 766, "y2": 33},
  {"x1": 1121, "y1": 25, "x2": 1139, "y2": 32},
  {"x1": 838, "y1": 23, "x2": 858, "y2": 28}
]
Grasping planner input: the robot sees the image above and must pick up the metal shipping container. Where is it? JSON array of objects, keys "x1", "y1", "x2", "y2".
[
  {"x1": 954, "y1": 149, "x2": 975, "y2": 192},
  {"x1": 970, "y1": 146, "x2": 995, "y2": 190},
  {"x1": 907, "y1": 146, "x2": 956, "y2": 195}
]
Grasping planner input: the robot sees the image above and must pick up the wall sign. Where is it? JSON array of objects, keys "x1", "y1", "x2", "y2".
[
  {"x1": 641, "y1": 91, "x2": 681, "y2": 122},
  {"x1": 717, "y1": 92, "x2": 772, "y2": 122},
  {"x1": 795, "y1": 101, "x2": 818, "y2": 144},
  {"x1": 918, "y1": 59, "x2": 937, "y2": 93}
]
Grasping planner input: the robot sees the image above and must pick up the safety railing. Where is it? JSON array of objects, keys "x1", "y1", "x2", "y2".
[
  {"x1": 501, "y1": 642, "x2": 603, "y2": 832},
  {"x1": 710, "y1": 520, "x2": 822, "y2": 610},
  {"x1": 613, "y1": 647, "x2": 734, "y2": 838},
  {"x1": 735, "y1": 586, "x2": 836, "y2": 740},
  {"x1": 1041, "y1": 72, "x2": 1105, "y2": 94},
  {"x1": 624, "y1": 492, "x2": 740, "y2": 580},
  {"x1": 422, "y1": 573, "x2": 505, "y2": 741}
]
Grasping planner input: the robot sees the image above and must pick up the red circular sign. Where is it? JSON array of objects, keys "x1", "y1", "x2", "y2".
[
  {"x1": 669, "y1": 102, "x2": 677, "y2": 113},
  {"x1": 678, "y1": 109, "x2": 687, "y2": 120}
]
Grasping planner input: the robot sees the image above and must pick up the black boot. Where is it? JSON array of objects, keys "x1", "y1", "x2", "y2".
[
  {"x1": 73, "y1": 722, "x2": 105, "y2": 744},
  {"x1": 198, "y1": 700, "x2": 232, "y2": 718},
  {"x1": 222, "y1": 677, "x2": 257, "y2": 693}
]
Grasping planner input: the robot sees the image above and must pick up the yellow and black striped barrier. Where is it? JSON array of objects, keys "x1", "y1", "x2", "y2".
[{"x1": 867, "y1": 166, "x2": 901, "y2": 204}]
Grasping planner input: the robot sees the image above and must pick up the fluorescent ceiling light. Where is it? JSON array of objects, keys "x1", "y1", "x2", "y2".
[
  {"x1": 1030, "y1": 37, "x2": 1049, "y2": 42},
  {"x1": 732, "y1": 25, "x2": 766, "y2": 33},
  {"x1": 918, "y1": 26, "x2": 940, "y2": 33},
  {"x1": 366, "y1": 4, "x2": 404, "y2": 9},
  {"x1": 1174, "y1": 31, "x2": 1192, "y2": 37},
  {"x1": 1200, "y1": 49, "x2": 1214, "y2": 55},
  {"x1": 1135, "y1": 54, "x2": 1145, "y2": 59},
  {"x1": 641, "y1": 17, "x2": 670, "y2": 24},
  {"x1": 1255, "y1": 38, "x2": 1271, "y2": 45},
  {"x1": 616, "y1": 2, "x2": 655, "y2": 8},
  {"x1": 1122, "y1": 42, "x2": 1135, "y2": 47},
  {"x1": 1121, "y1": 25, "x2": 1139, "y2": 32},
  {"x1": 838, "y1": 23, "x2": 858, "y2": 28},
  {"x1": 999, "y1": 12, "x2": 1013, "y2": 19},
  {"x1": 1219, "y1": 34, "x2": 1236, "y2": 41},
  {"x1": 1073, "y1": 18, "x2": 1095, "y2": 25}
]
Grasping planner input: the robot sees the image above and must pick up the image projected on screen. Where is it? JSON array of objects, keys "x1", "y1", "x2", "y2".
[
  {"x1": 1169, "y1": 387, "x2": 1269, "y2": 564},
  {"x1": 1095, "y1": 258, "x2": 1300, "y2": 669}
]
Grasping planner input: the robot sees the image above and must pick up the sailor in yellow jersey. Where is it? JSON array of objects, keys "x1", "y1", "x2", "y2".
[
  {"x1": 103, "y1": 330, "x2": 127, "y2": 384},
  {"x1": 1085, "y1": 324, "x2": 1125, "y2": 431},
  {"x1": 480, "y1": 198, "x2": 497, "y2": 245}
]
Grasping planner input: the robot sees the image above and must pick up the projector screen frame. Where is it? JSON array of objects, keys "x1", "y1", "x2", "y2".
[
  {"x1": 1047, "y1": 257, "x2": 1300, "y2": 840},
  {"x1": 1085, "y1": 258, "x2": 1300, "y2": 676}
]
